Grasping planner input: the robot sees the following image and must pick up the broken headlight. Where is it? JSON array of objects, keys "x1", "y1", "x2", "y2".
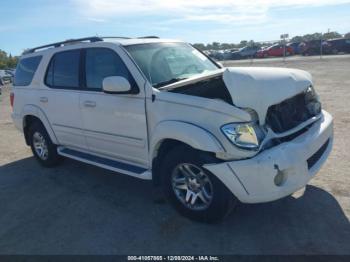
[
  {"x1": 305, "y1": 86, "x2": 322, "y2": 115},
  {"x1": 221, "y1": 122, "x2": 265, "y2": 150}
]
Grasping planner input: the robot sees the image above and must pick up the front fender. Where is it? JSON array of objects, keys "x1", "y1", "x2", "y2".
[
  {"x1": 150, "y1": 121, "x2": 225, "y2": 163},
  {"x1": 21, "y1": 104, "x2": 58, "y2": 144}
]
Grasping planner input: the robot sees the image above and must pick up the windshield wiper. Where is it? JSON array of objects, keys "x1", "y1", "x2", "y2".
[{"x1": 154, "y1": 77, "x2": 187, "y2": 89}]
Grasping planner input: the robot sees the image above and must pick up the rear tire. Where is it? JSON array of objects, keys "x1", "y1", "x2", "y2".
[
  {"x1": 160, "y1": 145, "x2": 237, "y2": 223},
  {"x1": 28, "y1": 121, "x2": 63, "y2": 167}
]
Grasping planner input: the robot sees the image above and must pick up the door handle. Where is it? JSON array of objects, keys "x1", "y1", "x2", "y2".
[
  {"x1": 83, "y1": 101, "x2": 96, "y2": 108},
  {"x1": 40, "y1": 97, "x2": 48, "y2": 103}
]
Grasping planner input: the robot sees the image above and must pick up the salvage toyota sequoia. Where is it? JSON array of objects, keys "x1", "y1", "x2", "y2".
[{"x1": 11, "y1": 37, "x2": 333, "y2": 222}]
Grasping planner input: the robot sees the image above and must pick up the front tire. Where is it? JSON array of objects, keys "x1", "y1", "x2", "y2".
[
  {"x1": 160, "y1": 145, "x2": 237, "y2": 223},
  {"x1": 28, "y1": 121, "x2": 63, "y2": 167}
]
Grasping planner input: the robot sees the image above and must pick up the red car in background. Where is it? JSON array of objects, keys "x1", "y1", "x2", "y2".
[{"x1": 256, "y1": 44, "x2": 294, "y2": 58}]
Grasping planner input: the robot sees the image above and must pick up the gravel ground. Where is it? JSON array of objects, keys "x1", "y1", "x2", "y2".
[{"x1": 0, "y1": 55, "x2": 349, "y2": 255}]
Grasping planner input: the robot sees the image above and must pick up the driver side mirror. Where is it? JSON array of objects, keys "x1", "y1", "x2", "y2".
[{"x1": 102, "y1": 76, "x2": 131, "y2": 94}]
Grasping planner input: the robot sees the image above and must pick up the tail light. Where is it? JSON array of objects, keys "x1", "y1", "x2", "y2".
[{"x1": 10, "y1": 92, "x2": 14, "y2": 108}]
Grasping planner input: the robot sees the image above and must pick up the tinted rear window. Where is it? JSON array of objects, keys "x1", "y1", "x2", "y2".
[
  {"x1": 45, "y1": 50, "x2": 80, "y2": 88},
  {"x1": 14, "y1": 56, "x2": 42, "y2": 86}
]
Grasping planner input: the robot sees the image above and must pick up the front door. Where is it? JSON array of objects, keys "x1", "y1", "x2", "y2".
[{"x1": 79, "y1": 47, "x2": 148, "y2": 167}]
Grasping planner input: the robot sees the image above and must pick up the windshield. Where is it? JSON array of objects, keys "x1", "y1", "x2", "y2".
[{"x1": 124, "y1": 42, "x2": 219, "y2": 88}]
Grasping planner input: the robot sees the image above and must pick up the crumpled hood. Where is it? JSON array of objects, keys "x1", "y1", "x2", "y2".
[{"x1": 223, "y1": 67, "x2": 313, "y2": 124}]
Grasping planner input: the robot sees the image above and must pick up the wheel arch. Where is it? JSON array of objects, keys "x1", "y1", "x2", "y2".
[
  {"x1": 150, "y1": 121, "x2": 225, "y2": 186},
  {"x1": 22, "y1": 105, "x2": 58, "y2": 145}
]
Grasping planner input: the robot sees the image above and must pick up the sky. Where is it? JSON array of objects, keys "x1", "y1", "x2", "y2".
[{"x1": 1, "y1": 0, "x2": 350, "y2": 55}]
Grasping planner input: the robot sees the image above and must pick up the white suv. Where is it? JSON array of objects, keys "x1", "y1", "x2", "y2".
[{"x1": 11, "y1": 37, "x2": 333, "y2": 222}]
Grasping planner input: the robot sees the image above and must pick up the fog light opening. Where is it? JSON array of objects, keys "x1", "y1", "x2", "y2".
[{"x1": 274, "y1": 166, "x2": 288, "y2": 187}]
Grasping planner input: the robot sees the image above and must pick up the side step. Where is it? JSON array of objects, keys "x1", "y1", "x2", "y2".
[{"x1": 57, "y1": 147, "x2": 151, "y2": 180}]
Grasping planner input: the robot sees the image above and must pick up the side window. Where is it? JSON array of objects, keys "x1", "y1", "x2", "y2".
[
  {"x1": 45, "y1": 50, "x2": 80, "y2": 88},
  {"x1": 85, "y1": 48, "x2": 136, "y2": 91},
  {"x1": 14, "y1": 56, "x2": 42, "y2": 86}
]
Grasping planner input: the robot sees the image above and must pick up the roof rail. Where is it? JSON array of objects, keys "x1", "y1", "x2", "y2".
[
  {"x1": 138, "y1": 36, "x2": 159, "y2": 39},
  {"x1": 22, "y1": 36, "x2": 103, "y2": 55},
  {"x1": 101, "y1": 36, "x2": 131, "y2": 39}
]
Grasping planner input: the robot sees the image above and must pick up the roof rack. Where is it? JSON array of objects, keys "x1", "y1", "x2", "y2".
[
  {"x1": 101, "y1": 36, "x2": 132, "y2": 39},
  {"x1": 138, "y1": 36, "x2": 159, "y2": 39},
  {"x1": 22, "y1": 35, "x2": 159, "y2": 55},
  {"x1": 23, "y1": 36, "x2": 103, "y2": 55}
]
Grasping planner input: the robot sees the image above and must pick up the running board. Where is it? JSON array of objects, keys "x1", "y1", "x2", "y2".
[{"x1": 57, "y1": 147, "x2": 151, "y2": 180}]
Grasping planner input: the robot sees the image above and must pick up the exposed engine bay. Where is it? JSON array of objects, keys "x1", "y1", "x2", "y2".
[
  {"x1": 165, "y1": 68, "x2": 321, "y2": 136},
  {"x1": 167, "y1": 75, "x2": 233, "y2": 105},
  {"x1": 265, "y1": 87, "x2": 321, "y2": 133}
]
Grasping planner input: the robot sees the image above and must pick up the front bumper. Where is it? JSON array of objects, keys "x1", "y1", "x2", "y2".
[{"x1": 204, "y1": 110, "x2": 333, "y2": 203}]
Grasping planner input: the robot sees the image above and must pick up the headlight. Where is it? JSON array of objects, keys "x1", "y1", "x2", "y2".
[
  {"x1": 305, "y1": 86, "x2": 322, "y2": 115},
  {"x1": 221, "y1": 123, "x2": 265, "y2": 150},
  {"x1": 305, "y1": 86, "x2": 317, "y2": 100}
]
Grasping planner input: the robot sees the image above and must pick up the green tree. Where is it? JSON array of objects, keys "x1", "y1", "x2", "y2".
[
  {"x1": 192, "y1": 43, "x2": 206, "y2": 50},
  {"x1": 345, "y1": 32, "x2": 350, "y2": 39},
  {"x1": 7, "y1": 55, "x2": 18, "y2": 68},
  {"x1": 303, "y1": 33, "x2": 323, "y2": 41},
  {"x1": 0, "y1": 49, "x2": 18, "y2": 69},
  {"x1": 239, "y1": 40, "x2": 248, "y2": 47},
  {"x1": 291, "y1": 35, "x2": 303, "y2": 42},
  {"x1": 211, "y1": 42, "x2": 221, "y2": 50},
  {"x1": 220, "y1": 43, "x2": 233, "y2": 50},
  {"x1": 323, "y1": 31, "x2": 342, "y2": 40}
]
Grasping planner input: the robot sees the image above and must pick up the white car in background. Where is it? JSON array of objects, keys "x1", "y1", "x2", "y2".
[
  {"x1": 11, "y1": 37, "x2": 333, "y2": 222},
  {"x1": 0, "y1": 70, "x2": 12, "y2": 84}
]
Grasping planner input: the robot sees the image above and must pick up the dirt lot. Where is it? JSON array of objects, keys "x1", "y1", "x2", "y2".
[{"x1": 0, "y1": 55, "x2": 349, "y2": 255}]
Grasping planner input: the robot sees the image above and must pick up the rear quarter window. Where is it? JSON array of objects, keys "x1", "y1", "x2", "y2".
[{"x1": 14, "y1": 56, "x2": 42, "y2": 86}]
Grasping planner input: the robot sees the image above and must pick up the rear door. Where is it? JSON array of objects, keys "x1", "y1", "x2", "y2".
[
  {"x1": 79, "y1": 47, "x2": 148, "y2": 167},
  {"x1": 40, "y1": 49, "x2": 87, "y2": 150}
]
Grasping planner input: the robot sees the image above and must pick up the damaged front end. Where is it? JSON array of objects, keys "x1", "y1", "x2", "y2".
[
  {"x1": 157, "y1": 66, "x2": 332, "y2": 204},
  {"x1": 163, "y1": 66, "x2": 323, "y2": 155},
  {"x1": 165, "y1": 73, "x2": 233, "y2": 105},
  {"x1": 265, "y1": 86, "x2": 321, "y2": 133}
]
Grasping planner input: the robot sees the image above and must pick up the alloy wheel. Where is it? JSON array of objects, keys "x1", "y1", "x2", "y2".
[
  {"x1": 171, "y1": 163, "x2": 213, "y2": 211},
  {"x1": 33, "y1": 132, "x2": 49, "y2": 160}
]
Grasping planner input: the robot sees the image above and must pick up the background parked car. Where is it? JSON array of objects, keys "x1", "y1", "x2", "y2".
[
  {"x1": 286, "y1": 42, "x2": 301, "y2": 54},
  {"x1": 207, "y1": 50, "x2": 225, "y2": 61},
  {"x1": 299, "y1": 40, "x2": 331, "y2": 56},
  {"x1": 230, "y1": 46, "x2": 260, "y2": 60},
  {"x1": 326, "y1": 38, "x2": 350, "y2": 54},
  {"x1": 222, "y1": 48, "x2": 239, "y2": 60},
  {"x1": 5, "y1": 69, "x2": 15, "y2": 83},
  {"x1": 0, "y1": 70, "x2": 13, "y2": 84},
  {"x1": 256, "y1": 44, "x2": 294, "y2": 58}
]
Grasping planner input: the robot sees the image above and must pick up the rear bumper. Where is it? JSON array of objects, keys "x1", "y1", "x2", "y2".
[{"x1": 204, "y1": 110, "x2": 333, "y2": 203}]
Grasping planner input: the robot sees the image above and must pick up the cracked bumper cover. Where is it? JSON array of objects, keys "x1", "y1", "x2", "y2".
[{"x1": 204, "y1": 110, "x2": 333, "y2": 204}]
